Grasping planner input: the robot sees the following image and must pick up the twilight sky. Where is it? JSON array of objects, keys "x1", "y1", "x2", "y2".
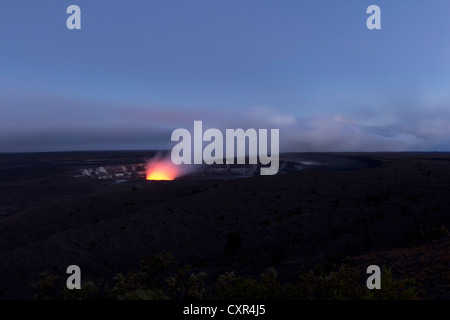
[{"x1": 1, "y1": 0, "x2": 450, "y2": 152}]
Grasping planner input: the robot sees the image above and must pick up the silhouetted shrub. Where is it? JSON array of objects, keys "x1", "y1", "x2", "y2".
[
  {"x1": 293, "y1": 265, "x2": 419, "y2": 300},
  {"x1": 31, "y1": 272, "x2": 62, "y2": 300},
  {"x1": 216, "y1": 265, "x2": 419, "y2": 300},
  {"x1": 31, "y1": 254, "x2": 421, "y2": 300},
  {"x1": 216, "y1": 268, "x2": 284, "y2": 299},
  {"x1": 166, "y1": 265, "x2": 208, "y2": 300},
  {"x1": 62, "y1": 281, "x2": 102, "y2": 300}
]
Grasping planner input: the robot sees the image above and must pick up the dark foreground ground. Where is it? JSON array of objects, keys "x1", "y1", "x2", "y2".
[{"x1": 0, "y1": 151, "x2": 449, "y2": 299}]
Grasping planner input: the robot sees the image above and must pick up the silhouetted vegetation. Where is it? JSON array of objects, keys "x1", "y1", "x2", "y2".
[{"x1": 31, "y1": 253, "x2": 420, "y2": 300}]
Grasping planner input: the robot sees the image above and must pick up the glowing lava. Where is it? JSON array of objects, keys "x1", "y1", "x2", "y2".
[{"x1": 146, "y1": 159, "x2": 180, "y2": 181}]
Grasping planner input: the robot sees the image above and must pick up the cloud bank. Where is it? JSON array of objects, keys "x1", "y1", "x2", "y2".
[{"x1": 1, "y1": 93, "x2": 449, "y2": 152}]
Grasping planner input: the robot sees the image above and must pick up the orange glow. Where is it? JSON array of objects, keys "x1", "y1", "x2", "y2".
[{"x1": 146, "y1": 160, "x2": 180, "y2": 181}]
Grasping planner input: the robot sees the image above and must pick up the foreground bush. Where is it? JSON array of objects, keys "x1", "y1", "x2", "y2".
[{"x1": 31, "y1": 253, "x2": 420, "y2": 300}]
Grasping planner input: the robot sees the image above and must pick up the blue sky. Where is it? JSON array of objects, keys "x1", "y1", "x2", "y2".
[{"x1": 1, "y1": 0, "x2": 450, "y2": 152}]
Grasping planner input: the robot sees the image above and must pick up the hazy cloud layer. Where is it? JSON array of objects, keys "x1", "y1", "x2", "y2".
[{"x1": 1, "y1": 93, "x2": 449, "y2": 152}]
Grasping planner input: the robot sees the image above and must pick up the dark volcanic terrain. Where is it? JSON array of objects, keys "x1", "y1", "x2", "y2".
[{"x1": 0, "y1": 151, "x2": 449, "y2": 299}]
